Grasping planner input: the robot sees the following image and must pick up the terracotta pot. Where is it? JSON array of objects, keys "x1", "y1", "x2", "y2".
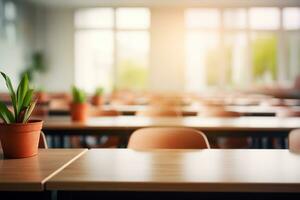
[
  {"x1": 35, "y1": 92, "x2": 49, "y2": 103},
  {"x1": 0, "y1": 120, "x2": 43, "y2": 159},
  {"x1": 91, "y1": 95, "x2": 102, "y2": 106},
  {"x1": 70, "y1": 103, "x2": 88, "y2": 122}
]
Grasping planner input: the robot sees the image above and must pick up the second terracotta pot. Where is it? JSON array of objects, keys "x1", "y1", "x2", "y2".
[
  {"x1": 91, "y1": 95, "x2": 102, "y2": 106},
  {"x1": 70, "y1": 103, "x2": 88, "y2": 122}
]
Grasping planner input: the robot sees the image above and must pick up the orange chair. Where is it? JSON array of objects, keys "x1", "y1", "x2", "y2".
[
  {"x1": 127, "y1": 127, "x2": 210, "y2": 149},
  {"x1": 136, "y1": 107, "x2": 182, "y2": 117},
  {"x1": 199, "y1": 107, "x2": 241, "y2": 117},
  {"x1": 198, "y1": 107, "x2": 249, "y2": 149},
  {"x1": 289, "y1": 129, "x2": 300, "y2": 152},
  {"x1": 89, "y1": 108, "x2": 121, "y2": 117},
  {"x1": 276, "y1": 108, "x2": 300, "y2": 117},
  {"x1": 39, "y1": 131, "x2": 48, "y2": 149}
]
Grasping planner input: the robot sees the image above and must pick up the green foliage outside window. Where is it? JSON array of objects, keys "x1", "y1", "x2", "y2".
[
  {"x1": 205, "y1": 46, "x2": 232, "y2": 87},
  {"x1": 251, "y1": 35, "x2": 277, "y2": 83},
  {"x1": 116, "y1": 60, "x2": 148, "y2": 90}
]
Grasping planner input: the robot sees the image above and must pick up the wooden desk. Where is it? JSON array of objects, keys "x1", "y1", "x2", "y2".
[
  {"x1": 47, "y1": 149, "x2": 300, "y2": 193},
  {"x1": 0, "y1": 149, "x2": 87, "y2": 191},
  {"x1": 43, "y1": 116, "x2": 300, "y2": 133},
  {"x1": 49, "y1": 104, "x2": 300, "y2": 117}
]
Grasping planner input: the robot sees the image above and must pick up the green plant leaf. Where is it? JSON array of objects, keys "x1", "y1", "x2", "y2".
[
  {"x1": 23, "y1": 89, "x2": 34, "y2": 108},
  {"x1": 16, "y1": 73, "x2": 29, "y2": 113},
  {"x1": 23, "y1": 100, "x2": 37, "y2": 123},
  {"x1": 0, "y1": 101, "x2": 14, "y2": 123},
  {"x1": 72, "y1": 86, "x2": 86, "y2": 103},
  {"x1": 1, "y1": 72, "x2": 17, "y2": 121}
]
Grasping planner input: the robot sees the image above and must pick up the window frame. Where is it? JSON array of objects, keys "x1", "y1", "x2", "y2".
[
  {"x1": 74, "y1": 7, "x2": 150, "y2": 92},
  {"x1": 185, "y1": 6, "x2": 300, "y2": 90}
]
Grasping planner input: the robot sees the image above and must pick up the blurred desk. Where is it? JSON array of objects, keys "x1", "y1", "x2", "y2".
[
  {"x1": 47, "y1": 149, "x2": 300, "y2": 199},
  {"x1": 42, "y1": 116, "x2": 300, "y2": 148},
  {"x1": 48, "y1": 105, "x2": 300, "y2": 117}
]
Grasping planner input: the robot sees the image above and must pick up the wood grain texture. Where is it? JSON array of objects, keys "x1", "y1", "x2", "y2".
[
  {"x1": 43, "y1": 116, "x2": 300, "y2": 132},
  {"x1": 47, "y1": 149, "x2": 300, "y2": 192},
  {"x1": 0, "y1": 149, "x2": 87, "y2": 191}
]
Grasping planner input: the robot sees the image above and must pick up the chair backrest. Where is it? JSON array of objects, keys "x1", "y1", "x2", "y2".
[
  {"x1": 289, "y1": 129, "x2": 300, "y2": 151},
  {"x1": 39, "y1": 131, "x2": 48, "y2": 149},
  {"x1": 199, "y1": 107, "x2": 241, "y2": 117},
  {"x1": 89, "y1": 109, "x2": 121, "y2": 117},
  {"x1": 127, "y1": 127, "x2": 210, "y2": 149},
  {"x1": 136, "y1": 107, "x2": 182, "y2": 117},
  {"x1": 276, "y1": 108, "x2": 300, "y2": 117}
]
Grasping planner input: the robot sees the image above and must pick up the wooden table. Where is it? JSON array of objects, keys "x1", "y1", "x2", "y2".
[
  {"x1": 49, "y1": 104, "x2": 300, "y2": 117},
  {"x1": 46, "y1": 149, "x2": 300, "y2": 199},
  {"x1": 42, "y1": 116, "x2": 300, "y2": 148},
  {"x1": 43, "y1": 116, "x2": 300, "y2": 132},
  {"x1": 0, "y1": 149, "x2": 87, "y2": 191}
]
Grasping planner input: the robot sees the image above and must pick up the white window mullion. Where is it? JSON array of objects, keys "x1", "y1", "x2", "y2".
[
  {"x1": 219, "y1": 8, "x2": 226, "y2": 88},
  {"x1": 245, "y1": 7, "x2": 252, "y2": 86},
  {"x1": 113, "y1": 8, "x2": 118, "y2": 91}
]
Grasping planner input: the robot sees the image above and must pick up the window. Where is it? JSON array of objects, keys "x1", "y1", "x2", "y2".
[
  {"x1": 3, "y1": 0, "x2": 17, "y2": 43},
  {"x1": 74, "y1": 8, "x2": 150, "y2": 93},
  {"x1": 185, "y1": 7, "x2": 300, "y2": 91}
]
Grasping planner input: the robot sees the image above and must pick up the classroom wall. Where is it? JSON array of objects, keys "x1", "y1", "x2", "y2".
[
  {"x1": 149, "y1": 7, "x2": 185, "y2": 92},
  {"x1": 0, "y1": 1, "x2": 35, "y2": 91},
  {"x1": 34, "y1": 7, "x2": 74, "y2": 92}
]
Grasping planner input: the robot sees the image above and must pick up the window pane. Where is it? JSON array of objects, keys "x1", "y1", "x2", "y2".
[
  {"x1": 116, "y1": 31, "x2": 149, "y2": 90},
  {"x1": 185, "y1": 9, "x2": 220, "y2": 29},
  {"x1": 249, "y1": 8, "x2": 280, "y2": 30},
  {"x1": 251, "y1": 33, "x2": 277, "y2": 84},
  {"x1": 4, "y1": 1, "x2": 17, "y2": 21},
  {"x1": 75, "y1": 8, "x2": 113, "y2": 29},
  {"x1": 287, "y1": 33, "x2": 300, "y2": 81},
  {"x1": 224, "y1": 9, "x2": 247, "y2": 29},
  {"x1": 185, "y1": 31, "x2": 220, "y2": 91},
  {"x1": 225, "y1": 33, "x2": 248, "y2": 86},
  {"x1": 116, "y1": 8, "x2": 150, "y2": 29},
  {"x1": 75, "y1": 30, "x2": 114, "y2": 93},
  {"x1": 283, "y1": 7, "x2": 300, "y2": 30}
]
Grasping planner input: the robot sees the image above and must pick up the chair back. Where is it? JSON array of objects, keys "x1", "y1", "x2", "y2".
[
  {"x1": 289, "y1": 129, "x2": 300, "y2": 152},
  {"x1": 136, "y1": 107, "x2": 181, "y2": 117},
  {"x1": 89, "y1": 109, "x2": 120, "y2": 117},
  {"x1": 39, "y1": 131, "x2": 48, "y2": 149},
  {"x1": 128, "y1": 127, "x2": 210, "y2": 149},
  {"x1": 276, "y1": 108, "x2": 300, "y2": 117},
  {"x1": 199, "y1": 106, "x2": 241, "y2": 117}
]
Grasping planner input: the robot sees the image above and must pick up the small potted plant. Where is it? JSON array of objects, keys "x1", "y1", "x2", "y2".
[
  {"x1": 70, "y1": 86, "x2": 88, "y2": 122},
  {"x1": 35, "y1": 87, "x2": 49, "y2": 103},
  {"x1": 91, "y1": 87, "x2": 104, "y2": 106},
  {"x1": 0, "y1": 72, "x2": 42, "y2": 159}
]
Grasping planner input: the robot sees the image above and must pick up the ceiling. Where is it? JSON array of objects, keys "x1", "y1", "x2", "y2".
[{"x1": 23, "y1": 0, "x2": 300, "y2": 8}]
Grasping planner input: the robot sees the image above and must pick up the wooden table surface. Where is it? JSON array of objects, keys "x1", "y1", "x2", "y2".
[
  {"x1": 0, "y1": 149, "x2": 87, "y2": 191},
  {"x1": 42, "y1": 116, "x2": 300, "y2": 132},
  {"x1": 49, "y1": 104, "x2": 300, "y2": 117},
  {"x1": 47, "y1": 149, "x2": 300, "y2": 192}
]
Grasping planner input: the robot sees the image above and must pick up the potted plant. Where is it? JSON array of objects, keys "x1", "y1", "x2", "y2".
[
  {"x1": 35, "y1": 88, "x2": 49, "y2": 103},
  {"x1": 70, "y1": 86, "x2": 88, "y2": 122},
  {"x1": 0, "y1": 72, "x2": 42, "y2": 159},
  {"x1": 91, "y1": 87, "x2": 104, "y2": 106}
]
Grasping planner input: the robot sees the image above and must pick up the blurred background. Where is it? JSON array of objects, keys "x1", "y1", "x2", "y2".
[{"x1": 0, "y1": 0, "x2": 300, "y2": 95}]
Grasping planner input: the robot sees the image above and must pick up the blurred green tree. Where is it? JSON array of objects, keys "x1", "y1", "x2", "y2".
[{"x1": 117, "y1": 60, "x2": 148, "y2": 90}]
